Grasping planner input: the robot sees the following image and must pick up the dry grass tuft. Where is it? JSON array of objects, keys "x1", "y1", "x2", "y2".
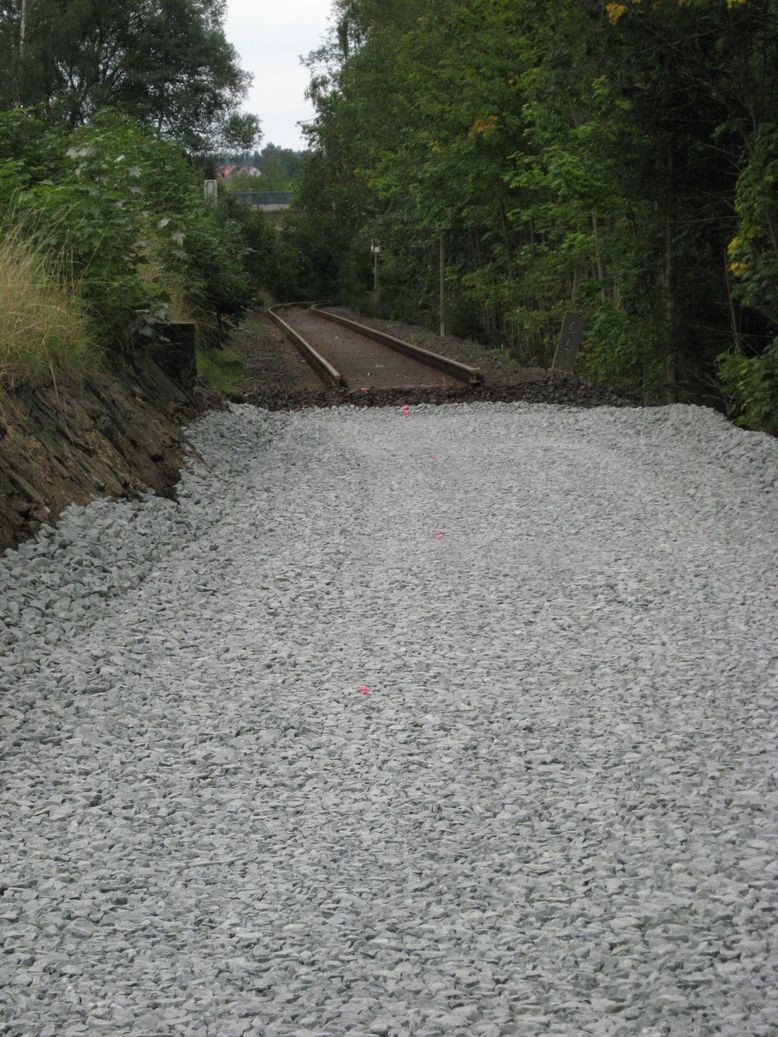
[{"x1": 0, "y1": 226, "x2": 96, "y2": 389}]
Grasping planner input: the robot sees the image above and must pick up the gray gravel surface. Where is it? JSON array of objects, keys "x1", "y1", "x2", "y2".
[{"x1": 1, "y1": 401, "x2": 777, "y2": 1037}]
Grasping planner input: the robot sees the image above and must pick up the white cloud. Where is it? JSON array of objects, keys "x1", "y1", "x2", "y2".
[{"x1": 224, "y1": 0, "x2": 335, "y2": 150}]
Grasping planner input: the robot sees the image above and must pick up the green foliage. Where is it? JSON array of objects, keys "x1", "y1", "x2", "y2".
[
  {"x1": 223, "y1": 171, "x2": 265, "y2": 192},
  {"x1": 271, "y1": 150, "x2": 350, "y2": 302},
  {"x1": 0, "y1": 0, "x2": 259, "y2": 153},
  {"x1": 718, "y1": 339, "x2": 778, "y2": 435},
  {"x1": 727, "y1": 124, "x2": 778, "y2": 325},
  {"x1": 196, "y1": 344, "x2": 244, "y2": 395},
  {"x1": 0, "y1": 109, "x2": 261, "y2": 372},
  {"x1": 222, "y1": 194, "x2": 276, "y2": 294},
  {"x1": 177, "y1": 203, "x2": 255, "y2": 349},
  {"x1": 0, "y1": 109, "x2": 51, "y2": 195},
  {"x1": 287, "y1": 0, "x2": 778, "y2": 423},
  {"x1": 220, "y1": 144, "x2": 305, "y2": 191},
  {"x1": 0, "y1": 223, "x2": 94, "y2": 387},
  {"x1": 255, "y1": 144, "x2": 305, "y2": 190},
  {"x1": 580, "y1": 302, "x2": 664, "y2": 402}
]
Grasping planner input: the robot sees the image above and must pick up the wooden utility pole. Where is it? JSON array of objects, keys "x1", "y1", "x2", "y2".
[
  {"x1": 20, "y1": 0, "x2": 27, "y2": 49},
  {"x1": 664, "y1": 152, "x2": 677, "y2": 404},
  {"x1": 439, "y1": 230, "x2": 445, "y2": 337}
]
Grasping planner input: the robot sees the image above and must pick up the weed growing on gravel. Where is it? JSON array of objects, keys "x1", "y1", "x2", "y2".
[
  {"x1": 196, "y1": 345, "x2": 244, "y2": 395},
  {"x1": 0, "y1": 226, "x2": 96, "y2": 389}
]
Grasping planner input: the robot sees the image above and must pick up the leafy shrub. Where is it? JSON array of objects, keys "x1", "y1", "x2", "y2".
[
  {"x1": 0, "y1": 110, "x2": 257, "y2": 364},
  {"x1": 175, "y1": 205, "x2": 254, "y2": 349},
  {"x1": 718, "y1": 339, "x2": 778, "y2": 435},
  {"x1": 222, "y1": 193, "x2": 276, "y2": 296},
  {"x1": 580, "y1": 301, "x2": 664, "y2": 403},
  {"x1": 0, "y1": 110, "x2": 52, "y2": 206},
  {"x1": 721, "y1": 124, "x2": 778, "y2": 433},
  {"x1": 727, "y1": 124, "x2": 778, "y2": 327}
]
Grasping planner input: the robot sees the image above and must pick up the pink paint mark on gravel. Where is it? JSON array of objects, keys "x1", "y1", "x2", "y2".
[
  {"x1": 431, "y1": 456, "x2": 438, "y2": 461},
  {"x1": 357, "y1": 685, "x2": 370, "y2": 695},
  {"x1": 402, "y1": 404, "x2": 411, "y2": 416},
  {"x1": 433, "y1": 532, "x2": 445, "y2": 540}
]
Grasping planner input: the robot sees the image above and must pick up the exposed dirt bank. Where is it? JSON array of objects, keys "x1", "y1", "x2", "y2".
[
  {"x1": 0, "y1": 360, "x2": 218, "y2": 554},
  {"x1": 1, "y1": 308, "x2": 626, "y2": 554}
]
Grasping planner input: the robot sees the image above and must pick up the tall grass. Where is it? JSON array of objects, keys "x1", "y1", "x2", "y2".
[{"x1": 0, "y1": 226, "x2": 96, "y2": 389}]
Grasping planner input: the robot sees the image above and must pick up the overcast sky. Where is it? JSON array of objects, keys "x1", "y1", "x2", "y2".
[{"x1": 224, "y1": 0, "x2": 335, "y2": 152}]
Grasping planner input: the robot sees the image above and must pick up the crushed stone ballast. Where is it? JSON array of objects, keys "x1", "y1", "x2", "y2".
[{"x1": 1, "y1": 401, "x2": 777, "y2": 1036}]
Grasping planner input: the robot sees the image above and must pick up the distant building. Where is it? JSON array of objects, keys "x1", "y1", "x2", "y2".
[{"x1": 217, "y1": 164, "x2": 262, "y2": 181}]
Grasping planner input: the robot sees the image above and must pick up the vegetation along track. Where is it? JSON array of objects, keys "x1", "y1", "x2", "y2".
[{"x1": 268, "y1": 304, "x2": 482, "y2": 390}]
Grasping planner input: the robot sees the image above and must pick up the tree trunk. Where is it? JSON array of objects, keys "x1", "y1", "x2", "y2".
[
  {"x1": 723, "y1": 250, "x2": 743, "y2": 354},
  {"x1": 664, "y1": 154, "x2": 678, "y2": 403},
  {"x1": 591, "y1": 212, "x2": 607, "y2": 303}
]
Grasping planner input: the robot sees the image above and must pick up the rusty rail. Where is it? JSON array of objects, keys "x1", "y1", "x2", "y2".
[
  {"x1": 267, "y1": 303, "x2": 346, "y2": 388},
  {"x1": 311, "y1": 308, "x2": 483, "y2": 386}
]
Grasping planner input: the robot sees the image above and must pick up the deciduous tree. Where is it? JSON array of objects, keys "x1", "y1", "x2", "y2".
[{"x1": 0, "y1": 0, "x2": 259, "y2": 151}]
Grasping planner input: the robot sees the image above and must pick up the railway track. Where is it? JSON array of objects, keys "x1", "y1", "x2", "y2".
[{"x1": 267, "y1": 304, "x2": 482, "y2": 390}]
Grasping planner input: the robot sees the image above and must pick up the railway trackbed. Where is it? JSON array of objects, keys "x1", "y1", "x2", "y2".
[{"x1": 267, "y1": 304, "x2": 482, "y2": 389}]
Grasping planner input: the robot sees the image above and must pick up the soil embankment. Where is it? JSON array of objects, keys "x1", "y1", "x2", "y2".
[
  {"x1": 0, "y1": 360, "x2": 217, "y2": 554},
  {"x1": 2, "y1": 307, "x2": 627, "y2": 554}
]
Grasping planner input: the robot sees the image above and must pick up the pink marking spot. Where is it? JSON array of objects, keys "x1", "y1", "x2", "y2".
[
  {"x1": 431, "y1": 455, "x2": 438, "y2": 461},
  {"x1": 360, "y1": 387, "x2": 370, "y2": 392},
  {"x1": 357, "y1": 684, "x2": 370, "y2": 695},
  {"x1": 433, "y1": 532, "x2": 444, "y2": 540},
  {"x1": 402, "y1": 404, "x2": 411, "y2": 416}
]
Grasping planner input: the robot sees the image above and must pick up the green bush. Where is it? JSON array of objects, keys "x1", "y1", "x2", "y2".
[
  {"x1": 0, "y1": 110, "x2": 52, "y2": 204},
  {"x1": 222, "y1": 193, "x2": 276, "y2": 296},
  {"x1": 718, "y1": 339, "x2": 778, "y2": 436},
  {"x1": 0, "y1": 110, "x2": 258, "y2": 367},
  {"x1": 179, "y1": 204, "x2": 255, "y2": 348},
  {"x1": 580, "y1": 301, "x2": 665, "y2": 403}
]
